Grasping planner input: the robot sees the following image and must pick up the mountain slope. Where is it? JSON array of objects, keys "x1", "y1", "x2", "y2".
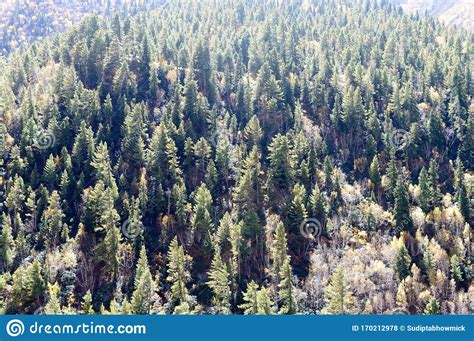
[
  {"x1": 392, "y1": 0, "x2": 474, "y2": 30},
  {"x1": 0, "y1": 0, "x2": 472, "y2": 316}
]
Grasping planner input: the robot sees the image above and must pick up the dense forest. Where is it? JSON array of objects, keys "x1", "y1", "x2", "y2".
[{"x1": 0, "y1": 0, "x2": 472, "y2": 315}]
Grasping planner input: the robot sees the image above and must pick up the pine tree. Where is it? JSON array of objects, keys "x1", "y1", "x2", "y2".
[
  {"x1": 271, "y1": 222, "x2": 288, "y2": 281},
  {"x1": 450, "y1": 254, "x2": 463, "y2": 284},
  {"x1": 131, "y1": 246, "x2": 155, "y2": 314},
  {"x1": 423, "y1": 297, "x2": 440, "y2": 315},
  {"x1": 428, "y1": 160, "x2": 442, "y2": 209},
  {"x1": 91, "y1": 141, "x2": 118, "y2": 198},
  {"x1": 120, "y1": 103, "x2": 145, "y2": 176},
  {"x1": 0, "y1": 213, "x2": 14, "y2": 271},
  {"x1": 81, "y1": 290, "x2": 94, "y2": 314},
  {"x1": 385, "y1": 151, "x2": 398, "y2": 205},
  {"x1": 268, "y1": 134, "x2": 295, "y2": 191},
  {"x1": 277, "y1": 256, "x2": 297, "y2": 314},
  {"x1": 369, "y1": 155, "x2": 381, "y2": 200},
  {"x1": 191, "y1": 184, "x2": 213, "y2": 254},
  {"x1": 323, "y1": 156, "x2": 334, "y2": 192},
  {"x1": 244, "y1": 115, "x2": 263, "y2": 151},
  {"x1": 322, "y1": 265, "x2": 354, "y2": 314},
  {"x1": 418, "y1": 167, "x2": 431, "y2": 213},
  {"x1": 5, "y1": 175, "x2": 25, "y2": 215},
  {"x1": 287, "y1": 184, "x2": 308, "y2": 232},
  {"x1": 256, "y1": 286, "x2": 273, "y2": 314},
  {"x1": 455, "y1": 158, "x2": 470, "y2": 223},
  {"x1": 205, "y1": 160, "x2": 218, "y2": 198},
  {"x1": 167, "y1": 238, "x2": 191, "y2": 311},
  {"x1": 308, "y1": 185, "x2": 327, "y2": 225},
  {"x1": 40, "y1": 191, "x2": 65, "y2": 248},
  {"x1": 194, "y1": 137, "x2": 211, "y2": 176},
  {"x1": 239, "y1": 281, "x2": 259, "y2": 314},
  {"x1": 27, "y1": 259, "x2": 45, "y2": 304},
  {"x1": 44, "y1": 282, "x2": 62, "y2": 314},
  {"x1": 394, "y1": 179, "x2": 414, "y2": 235},
  {"x1": 233, "y1": 146, "x2": 263, "y2": 216},
  {"x1": 100, "y1": 196, "x2": 121, "y2": 280},
  {"x1": 43, "y1": 154, "x2": 57, "y2": 189},
  {"x1": 395, "y1": 245, "x2": 412, "y2": 281},
  {"x1": 207, "y1": 252, "x2": 231, "y2": 314},
  {"x1": 183, "y1": 68, "x2": 202, "y2": 131}
]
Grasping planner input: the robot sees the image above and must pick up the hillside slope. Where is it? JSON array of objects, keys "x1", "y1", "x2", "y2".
[
  {"x1": 392, "y1": 0, "x2": 473, "y2": 30},
  {"x1": 0, "y1": 0, "x2": 472, "y2": 316}
]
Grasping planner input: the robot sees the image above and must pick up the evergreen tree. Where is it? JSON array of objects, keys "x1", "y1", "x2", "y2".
[
  {"x1": 167, "y1": 238, "x2": 191, "y2": 312},
  {"x1": 423, "y1": 297, "x2": 440, "y2": 315},
  {"x1": 418, "y1": 167, "x2": 431, "y2": 213},
  {"x1": 395, "y1": 245, "x2": 412, "y2": 281},
  {"x1": 394, "y1": 179, "x2": 414, "y2": 235},
  {"x1": 455, "y1": 158, "x2": 470, "y2": 223},
  {"x1": 131, "y1": 246, "x2": 155, "y2": 314},
  {"x1": 0, "y1": 213, "x2": 14, "y2": 271},
  {"x1": 268, "y1": 134, "x2": 295, "y2": 191},
  {"x1": 271, "y1": 222, "x2": 288, "y2": 280},
  {"x1": 191, "y1": 184, "x2": 213, "y2": 254},
  {"x1": 450, "y1": 255, "x2": 463, "y2": 285},
  {"x1": 100, "y1": 196, "x2": 121, "y2": 280},
  {"x1": 277, "y1": 256, "x2": 297, "y2": 315},
  {"x1": 239, "y1": 281, "x2": 258, "y2": 314},
  {"x1": 428, "y1": 160, "x2": 442, "y2": 209},
  {"x1": 322, "y1": 265, "x2": 354, "y2": 314},
  {"x1": 27, "y1": 259, "x2": 45, "y2": 305},
  {"x1": 40, "y1": 191, "x2": 66, "y2": 248},
  {"x1": 43, "y1": 154, "x2": 57, "y2": 189},
  {"x1": 207, "y1": 252, "x2": 231, "y2": 314},
  {"x1": 385, "y1": 150, "x2": 398, "y2": 204},
  {"x1": 369, "y1": 155, "x2": 381, "y2": 200},
  {"x1": 81, "y1": 290, "x2": 94, "y2": 314},
  {"x1": 256, "y1": 286, "x2": 273, "y2": 314},
  {"x1": 287, "y1": 184, "x2": 308, "y2": 232},
  {"x1": 44, "y1": 283, "x2": 62, "y2": 314}
]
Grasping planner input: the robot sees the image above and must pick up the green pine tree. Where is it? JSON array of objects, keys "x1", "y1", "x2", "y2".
[
  {"x1": 394, "y1": 179, "x2": 414, "y2": 235},
  {"x1": 167, "y1": 238, "x2": 191, "y2": 313},
  {"x1": 424, "y1": 297, "x2": 440, "y2": 315},
  {"x1": 81, "y1": 290, "x2": 94, "y2": 314},
  {"x1": 322, "y1": 265, "x2": 354, "y2": 314},
  {"x1": 207, "y1": 252, "x2": 232, "y2": 314},
  {"x1": 44, "y1": 282, "x2": 62, "y2": 314},
  {"x1": 277, "y1": 256, "x2": 297, "y2": 314},
  {"x1": 395, "y1": 245, "x2": 412, "y2": 281}
]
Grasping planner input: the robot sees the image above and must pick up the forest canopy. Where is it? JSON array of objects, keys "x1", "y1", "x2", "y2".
[{"x1": 0, "y1": 0, "x2": 472, "y2": 315}]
